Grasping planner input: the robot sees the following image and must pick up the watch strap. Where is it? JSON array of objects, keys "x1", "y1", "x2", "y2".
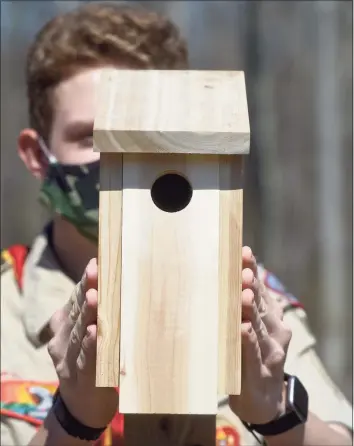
[
  {"x1": 242, "y1": 373, "x2": 308, "y2": 438},
  {"x1": 52, "y1": 389, "x2": 107, "y2": 441},
  {"x1": 247, "y1": 411, "x2": 304, "y2": 437}
]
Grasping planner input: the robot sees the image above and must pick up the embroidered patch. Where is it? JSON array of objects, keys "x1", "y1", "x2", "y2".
[
  {"x1": 0, "y1": 378, "x2": 124, "y2": 445},
  {"x1": 0, "y1": 380, "x2": 57, "y2": 426},
  {"x1": 1, "y1": 245, "x2": 29, "y2": 290},
  {"x1": 264, "y1": 271, "x2": 287, "y2": 293},
  {"x1": 1, "y1": 249, "x2": 12, "y2": 274},
  {"x1": 263, "y1": 270, "x2": 303, "y2": 311},
  {"x1": 216, "y1": 425, "x2": 240, "y2": 445}
]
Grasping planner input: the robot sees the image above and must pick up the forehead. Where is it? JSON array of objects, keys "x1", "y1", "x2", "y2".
[{"x1": 52, "y1": 68, "x2": 104, "y2": 125}]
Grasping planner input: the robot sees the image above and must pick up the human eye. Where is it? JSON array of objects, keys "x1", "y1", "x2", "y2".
[{"x1": 79, "y1": 135, "x2": 93, "y2": 148}]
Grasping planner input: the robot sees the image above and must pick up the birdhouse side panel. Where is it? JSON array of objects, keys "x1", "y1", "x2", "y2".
[
  {"x1": 218, "y1": 156, "x2": 243, "y2": 396},
  {"x1": 96, "y1": 153, "x2": 123, "y2": 388}
]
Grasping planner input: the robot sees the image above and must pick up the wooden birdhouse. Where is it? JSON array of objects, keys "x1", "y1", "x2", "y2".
[{"x1": 93, "y1": 69, "x2": 250, "y2": 445}]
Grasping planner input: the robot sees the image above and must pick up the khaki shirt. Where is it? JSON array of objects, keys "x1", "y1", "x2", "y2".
[{"x1": 1, "y1": 229, "x2": 352, "y2": 446}]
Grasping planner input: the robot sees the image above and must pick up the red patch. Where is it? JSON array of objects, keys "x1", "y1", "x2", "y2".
[
  {"x1": 2, "y1": 244, "x2": 29, "y2": 290},
  {"x1": 216, "y1": 425, "x2": 240, "y2": 445},
  {"x1": 0, "y1": 379, "x2": 123, "y2": 445}
]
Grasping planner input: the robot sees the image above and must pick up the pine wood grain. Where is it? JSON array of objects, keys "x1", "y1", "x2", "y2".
[
  {"x1": 118, "y1": 154, "x2": 220, "y2": 414},
  {"x1": 218, "y1": 156, "x2": 244, "y2": 395},
  {"x1": 94, "y1": 69, "x2": 248, "y2": 444},
  {"x1": 96, "y1": 153, "x2": 123, "y2": 387},
  {"x1": 94, "y1": 69, "x2": 250, "y2": 155}
]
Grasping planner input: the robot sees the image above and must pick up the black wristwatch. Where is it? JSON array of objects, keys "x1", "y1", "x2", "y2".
[
  {"x1": 52, "y1": 389, "x2": 107, "y2": 441},
  {"x1": 244, "y1": 373, "x2": 309, "y2": 438}
]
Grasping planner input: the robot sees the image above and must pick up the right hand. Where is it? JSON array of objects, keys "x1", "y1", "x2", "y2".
[{"x1": 47, "y1": 258, "x2": 118, "y2": 429}]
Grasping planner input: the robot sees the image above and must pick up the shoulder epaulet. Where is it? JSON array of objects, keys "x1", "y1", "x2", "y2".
[
  {"x1": 0, "y1": 244, "x2": 30, "y2": 291},
  {"x1": 258, "y1": 264, "x2": 305, "y2": 314}
]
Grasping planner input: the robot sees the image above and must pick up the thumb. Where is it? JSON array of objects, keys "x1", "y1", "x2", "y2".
[
  {"x1": 50, "y1": 259, "x2": 98, "y2": 342},
  {"x1": 68, "y1": 258, "x2": 98, "y2": 324}
]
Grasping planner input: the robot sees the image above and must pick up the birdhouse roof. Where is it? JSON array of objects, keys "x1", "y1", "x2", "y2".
[{"x1": 93, "y1": 69, "x2": 250, "y2": 155}]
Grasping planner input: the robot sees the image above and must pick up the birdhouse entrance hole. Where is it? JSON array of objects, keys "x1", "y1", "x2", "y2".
[{"x1": 151, "y1": 172, "x2": 193, "y2": 213}]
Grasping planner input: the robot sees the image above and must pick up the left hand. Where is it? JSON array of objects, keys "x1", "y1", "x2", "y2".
[
  {"x1": 229, "y1": 247, "x2": 292, "y2": 425},
  {"x1": 47, "y1": 259, "x2": 118, "y2": 429}
]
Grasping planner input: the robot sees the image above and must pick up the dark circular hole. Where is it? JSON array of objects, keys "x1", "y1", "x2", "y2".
[{"x1": 151, "y1": 172, "x2": 193, "y2": 213}]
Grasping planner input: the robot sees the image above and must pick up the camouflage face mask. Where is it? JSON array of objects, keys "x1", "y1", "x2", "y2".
[{"x1": 38, "y1": 138, "x2": 99, "y2": 243}]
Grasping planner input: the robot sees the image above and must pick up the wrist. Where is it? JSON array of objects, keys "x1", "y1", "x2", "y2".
[
  {"x1": 52, "y1": 389, "x2": 107, "y2": 441},
  {"x1": 244, "y1": 374, "x2": 309, "y2": 440},
  {"x1": 41, "y1": 409, "x2": 94, "y2": 446},
  {"x1": 258, "y1": 382, "x2": 288, "y2": 425},
  {"x1": 58, "y1": 387, "x2": 113, "y2": 429}
]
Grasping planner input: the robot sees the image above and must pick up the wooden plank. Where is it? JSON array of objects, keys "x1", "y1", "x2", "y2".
[
  {"x1": 218, "y1": 156, "x2": 243, "y2": 395},
  {"x1": 118, "y1": 153, "x2": 220, "y2": 415},
  {"x1": 96, "y1": 153, "x2": 123, "y2": 387},
  {"x1": 124, "y1": 414, "x2": 216, "y2": 446},
  {"x1": 93, "y1": 69, "x2": 250, "y2": 155}
]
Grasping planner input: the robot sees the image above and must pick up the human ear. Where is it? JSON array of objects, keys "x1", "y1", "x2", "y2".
[{"x1": 18, "y1": 128, "x2": 48, "y2": 180}]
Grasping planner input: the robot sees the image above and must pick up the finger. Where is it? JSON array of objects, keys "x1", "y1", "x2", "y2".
[
  {"x1": 69, "y1": 258, "x2": 98, "y2": 323},
  {"x1": 242, "y1": 289, "x2": 267, "y2": 339},
  {"x1": 47, "y1": 294, "x2": 86, "y2": 364},
  {"x1": 65, "y1": 289, "x2": 98, "y2": 371},
  {"x1": 242, "y1": 288, "x2": 278, "y2": 361},
  {"x1": 242, "y1": 247, "x2": 283, "y2": 320},
  {"x1": 242, "y1": 246, "x2": 258, "y2": 277},
  {"x1": 242, "y1": 268, "x2": 265, "y2": 314},
  {"x1": 49, "y1": 264, "x2": 98, "y2": 366},
  {"x1": 258, "y1": 283, "x2": 287, "y2": 337},
  {"x1": 243, "y1": 267, "x2": 284, "y2": 336},
  {"x1": 228, "y1": 322, "x2": 263, "y2": 416},
  {"x1": 47, "y1": 307, "x2": 69, "y2": 338},
  {"x1": 260, "y1": 281, "x2": 283, "y2": 320},
  {"x1": 76, "y1": 324, "x2": 97, "y2": 379},
  {"x1": 243, "y1": 285, "x2": 291, "y2": 371},
  {"x1": 241, "y1": 322, "x2": 262, "y2": 380}
]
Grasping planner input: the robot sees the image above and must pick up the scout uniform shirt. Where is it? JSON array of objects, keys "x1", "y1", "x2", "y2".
[{"x1": 1, "y1": 227, "x2": 353, "y2": 446}]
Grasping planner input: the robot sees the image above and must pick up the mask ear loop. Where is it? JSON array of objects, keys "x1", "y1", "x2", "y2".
[
  {"x1": 37, "y1": 136, "x2": 57, "y2": 165},
  {"x1": 37, "y1": 136, "x2": 73, "y2": 194}
]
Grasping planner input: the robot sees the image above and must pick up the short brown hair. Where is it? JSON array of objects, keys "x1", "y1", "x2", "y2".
[{"x1": 26, "y1": 2, "x2": 188, "y2": 141}]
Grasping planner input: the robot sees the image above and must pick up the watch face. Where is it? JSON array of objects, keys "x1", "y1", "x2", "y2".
[{"x1": 287, "y1": 376, "x2": 309, "y2": 422}]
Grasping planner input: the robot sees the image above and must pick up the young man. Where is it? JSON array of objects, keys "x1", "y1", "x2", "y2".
[{"x1": 1, "y1": 3, "x2": 352, "y2": 446}]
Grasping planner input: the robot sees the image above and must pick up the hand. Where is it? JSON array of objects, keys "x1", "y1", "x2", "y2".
[
  {"x1": 229, "y1": 247, "x2": 292, "y2": 425},
  {"x1": 47, "y1": 258, "x2": 118, "y2": 429}
]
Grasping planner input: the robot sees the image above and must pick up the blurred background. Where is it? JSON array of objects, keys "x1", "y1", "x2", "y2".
[{"x1": 1, "y1": 1, "x2": 353, "y2": 401}]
